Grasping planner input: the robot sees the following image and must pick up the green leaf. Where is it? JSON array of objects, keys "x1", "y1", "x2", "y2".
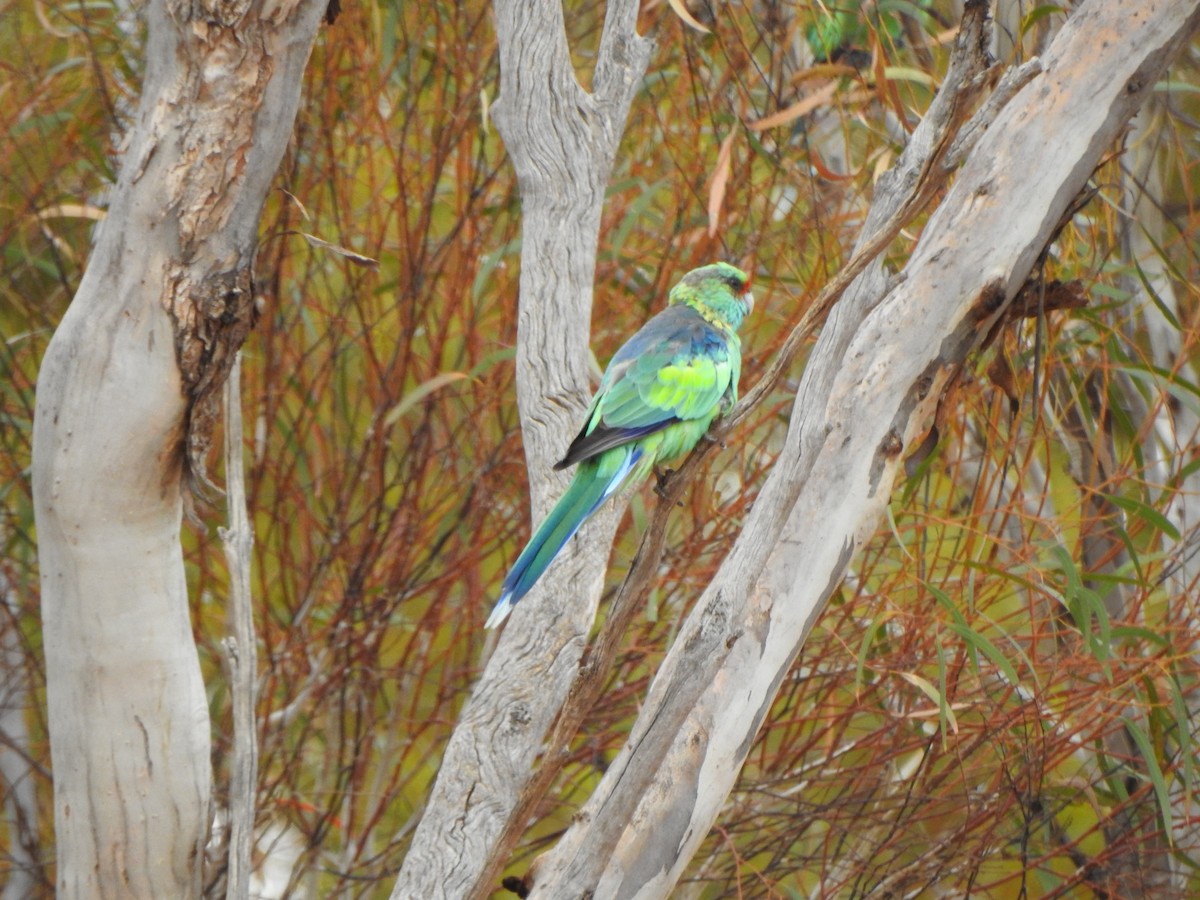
[
  {"x1": 855, "y1": 611, "x2": 893, "y2": 694},
  {"x1": 883, "y1": 66, "x2": 936, "y2": 87},
  {"x1": 1125, "y1": 718, "x2": 1174, "y2": 846},
  {"x1": 1133, "y1": 257, "x2": 1181, "y2": 329},
  {"x1": 944, "y1": 622, "x2": 1021, "y2": 687},
  {"x1": 1020, "y1": 4, "x2": 1068, "y2": 33},
  {"x1": 1049, "y1": 546, "x2": 1112, "y2": 671},
  {"x1": 1106, "y1": 492, "x2": 1181, "y2": 541},
  {"x1": 899, "y1": 670, "x2": 958, "y2": 737},
  {"x1": 467, "y1": 346, "x2": 516, "y2": 379},
  {"x1": 928, "y1": 581, "x2": 1024, "y2": 688},
  {"x1": 1169, "y1": 674, "x2": 1196, "y2": 820},
  {"x1": 1154, "y1": 80, "x2": 1200, "y2": 95},
  {"x1": 886, "y1": 504, "x2": 915, "y2": 560},
  {"x1": 383, "y1": 372, "x2": 469, "y2": 426},
  {"x1": 1109, "y1": 625, "x2": 1170, "y2": 647}
]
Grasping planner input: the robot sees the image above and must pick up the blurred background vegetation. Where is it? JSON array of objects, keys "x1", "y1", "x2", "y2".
[{"x1": 2, "y1": 1, "x2": 1199, "y2": 897}]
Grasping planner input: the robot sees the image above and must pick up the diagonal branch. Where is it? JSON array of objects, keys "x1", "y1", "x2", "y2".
[
  {"x1": 492, "y1": 0, "x2": 1010, "y2": 887},
  {"x1": 526, "y1": 0, "x2": 1200, "y2": 895}
]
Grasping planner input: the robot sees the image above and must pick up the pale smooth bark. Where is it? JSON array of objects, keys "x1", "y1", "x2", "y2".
[
  {"x1": 389, "y1": 2, "x2": 651, "y2": 898},
  {"x1": 525, "y1": 2, "x2": 1200, "y2": 896},
  {"x1": 31, "y1": 1, "x2": 324, "y2": 896},
  {"x1": 220, "y1": 354, "x2": 257, "y2": 900}
]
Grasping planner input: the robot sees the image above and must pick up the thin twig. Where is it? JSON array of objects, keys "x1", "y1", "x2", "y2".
[{"x1": 220, "y1": 353, "x2": 258, "y2": 899}]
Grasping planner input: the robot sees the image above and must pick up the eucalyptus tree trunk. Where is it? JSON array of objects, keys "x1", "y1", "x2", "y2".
[
  {"x1": 389, "y1": 3, "x2": 651, "y2": 898},
  {"x1": 31, "y1": 1, "x2": 325, "y2": 895},
  {"x1": 524, "y1": 1, "x2": 1200, "y2": 896}
]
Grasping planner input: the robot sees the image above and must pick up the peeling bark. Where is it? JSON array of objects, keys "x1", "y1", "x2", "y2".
[{"x1": 31, "y1": 1, "x2": 324, "y2": 896}]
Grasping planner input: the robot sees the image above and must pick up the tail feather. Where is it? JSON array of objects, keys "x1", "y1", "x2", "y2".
[{"x1": 486, "y1": 450, "x2": 639, "y2": 628}]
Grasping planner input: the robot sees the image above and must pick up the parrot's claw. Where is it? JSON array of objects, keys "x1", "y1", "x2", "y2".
[{"x1": 653, "y1": 467, "x2": 675, "y2": 497}]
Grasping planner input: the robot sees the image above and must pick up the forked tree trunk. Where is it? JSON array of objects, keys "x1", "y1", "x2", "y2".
[
  {"x1": 31, "y1": 1, "x2": 325, "y2": 895},
  {"x1": 390, "y1": 2, "x2": 651, "y2": 897}
]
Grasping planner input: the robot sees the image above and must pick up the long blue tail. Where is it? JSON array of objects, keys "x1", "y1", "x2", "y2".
[{"x1": 486, "y1": 449, "x2": 639, "y2": 628}]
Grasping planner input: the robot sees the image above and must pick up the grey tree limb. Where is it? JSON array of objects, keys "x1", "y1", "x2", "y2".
[
  {"x1": 220, "y1": 353, "x2": 257, "y2": 900},
  {"x1": 389, "y1": 3, "x2": 651, "y2": 898}
]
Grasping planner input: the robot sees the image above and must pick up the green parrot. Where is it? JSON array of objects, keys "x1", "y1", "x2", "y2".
[{"x1": 486, "y1": 262, "x2": 754, "y2": 628}]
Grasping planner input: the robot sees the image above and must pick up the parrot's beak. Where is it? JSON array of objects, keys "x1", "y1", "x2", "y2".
[{"x1": 743, "y1": 290, "x2": 755, "y2": 313}]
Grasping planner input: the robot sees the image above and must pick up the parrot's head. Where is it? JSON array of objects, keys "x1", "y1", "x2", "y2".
[{"x1": 670, "y1": 262, "x2": 754, "y2": 332}]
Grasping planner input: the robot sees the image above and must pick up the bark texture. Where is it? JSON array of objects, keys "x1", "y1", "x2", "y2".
[
  {"x1": 31, "y1": 1, "x2": 324, "y2": 896},
  {"x1": 525, "y1": 2, "x2": 1200, "y2": 896},
  {"x1": 389, "y1": 3, "x2": 651, "y2": 898}
]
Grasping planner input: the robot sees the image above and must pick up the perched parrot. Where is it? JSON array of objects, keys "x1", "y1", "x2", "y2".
[{"x1": 486, "y1": 262, "x2": 754, "y2": 628}]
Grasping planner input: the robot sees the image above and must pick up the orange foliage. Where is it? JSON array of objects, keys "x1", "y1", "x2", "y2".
[{"x1": 2, "y1": 1, "x2": 1200, "y2": 897}]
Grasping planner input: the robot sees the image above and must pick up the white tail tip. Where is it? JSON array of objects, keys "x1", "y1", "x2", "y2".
[{"x1": 485, "y1": 596, "x2": 514, "y2": 630}]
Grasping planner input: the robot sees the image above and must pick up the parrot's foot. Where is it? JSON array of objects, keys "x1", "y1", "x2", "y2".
[
  {"x1": 653, "y1": 467, "x2": 675, "y2": 497},
  {"x1": 700, "y1": 431, "x2": 727, "y2": 450}
]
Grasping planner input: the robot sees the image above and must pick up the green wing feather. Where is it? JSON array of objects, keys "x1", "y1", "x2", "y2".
[
  {"x1": 558, "y1": 306, "x2": 738, "y2": 469},
  {"x1": 603, "y1": 352, "x2": 730, "y2": 425}
]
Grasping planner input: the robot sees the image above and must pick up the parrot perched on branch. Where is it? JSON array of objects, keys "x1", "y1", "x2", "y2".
[{"x1": 486, "y1": 262, "x2": 754, "y2": 629}]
